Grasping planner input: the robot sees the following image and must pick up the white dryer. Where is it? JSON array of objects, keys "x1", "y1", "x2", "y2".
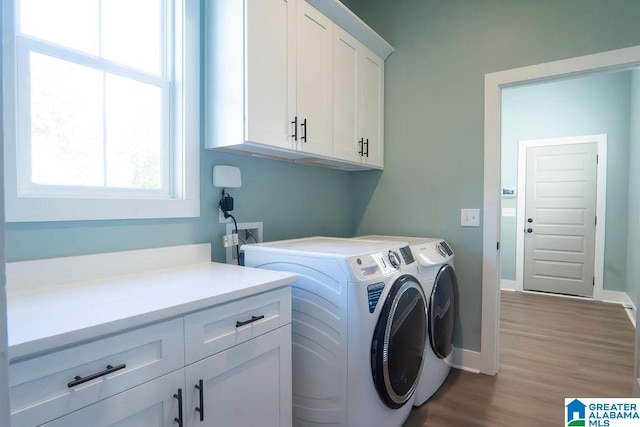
[
  {"x1": 359, "y1": 236, "x2": 458, "y2": 406},
  {"x1": 243, "y1": 237, "x2": 427, "y2": 427}
]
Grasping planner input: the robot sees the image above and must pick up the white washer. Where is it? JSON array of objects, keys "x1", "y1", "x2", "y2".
[
  {"x1": 243, "y1": 237, "x2": 428, "y2": 427},
  {"x1": 358, "y1": 236, "x2": 458, "y2": 406}
]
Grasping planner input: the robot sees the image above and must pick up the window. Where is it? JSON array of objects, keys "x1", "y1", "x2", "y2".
[{"x1": 3, "y1": 0, "x2": 200, "y2": 222}]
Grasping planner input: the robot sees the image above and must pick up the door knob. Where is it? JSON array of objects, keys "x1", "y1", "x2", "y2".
[
  {"x1": 526, "y1": 228, "x2": 533, "y2": 233},
  {"x1": 527, "y1": 218, "x2": 533, "y2": 223}
]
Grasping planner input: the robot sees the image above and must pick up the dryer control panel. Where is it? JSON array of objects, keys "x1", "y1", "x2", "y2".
[{"x1": 414, "y1": 239, "x2": 454, "y2": 267}]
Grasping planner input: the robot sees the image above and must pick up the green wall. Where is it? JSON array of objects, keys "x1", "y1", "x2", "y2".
[
  {"x1": 5, "y1": 149, "x2": 354, "y2": 262},
  {"x1": 348, "y1": 0, "x2": 640, "y2": 351},
  {"x1": 500, "y1": 72, "x2": 631, "y2": 293}
]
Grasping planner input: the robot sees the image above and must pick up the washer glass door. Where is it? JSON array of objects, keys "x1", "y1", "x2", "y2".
[
  {"x1": 371, "y1": 275, "x2": 427, "y2": 409},
  {"x1": 429, "y1": 264, "x2": 457, "y2": 359}
]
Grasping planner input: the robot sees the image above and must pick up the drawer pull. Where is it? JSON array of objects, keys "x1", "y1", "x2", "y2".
[
  {"x1": 174, "y1": 388, "x2": 184, "y2": 426},
  {"x1": 235, "y1": 315, "x2": 265, "y2": 328},
  {"x1": 67, "y1": 363, "x2": 126, "y2": 388},
  {"x1": 195, "y1": 379, "x2": 204, "y2": 421},
  {"x1": 291, "y1": 116, "x2": 298, "y2": 141},
  {"x1": 301, "y1": 118, "x2": 307, "y2": 143}
]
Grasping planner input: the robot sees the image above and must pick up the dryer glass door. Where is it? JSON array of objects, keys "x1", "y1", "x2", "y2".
[
  {"x1": 371, "y1": 275, "x2": 427, "y2": 409},
  {"x1": 429, "y1": 264, "x2": 457, "y2": 359}
]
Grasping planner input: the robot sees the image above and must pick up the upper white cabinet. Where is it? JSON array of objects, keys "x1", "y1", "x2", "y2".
[
  {"x1": 207, "y1": 0, "x2": 331, "y2": 158},
  {"x1": 333, "y1": 26, "x2": 384, "y2": 167},
  {"x1": 243, "y1": 0, "x2": 295, "y2": 152},
  {"x1": 205, "y1": 0, "x2": 392, "y2": 171},
  {"x1": 295, "y1": 1, "x2": 334, "y2": 157}
]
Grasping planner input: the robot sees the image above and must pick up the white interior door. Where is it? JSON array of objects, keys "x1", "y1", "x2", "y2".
[{"x1": 524, "y1": 142, "x2": 597, "y2": 297}]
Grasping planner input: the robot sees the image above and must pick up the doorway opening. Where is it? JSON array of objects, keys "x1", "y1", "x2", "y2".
[{"x1": 480, "y1": 45, "x2": 640, "y2": 377}]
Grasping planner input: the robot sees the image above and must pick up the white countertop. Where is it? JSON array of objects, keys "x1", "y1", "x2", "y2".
[{"x1": 7, "y1": 247, "x2": 297, "y2": 361}]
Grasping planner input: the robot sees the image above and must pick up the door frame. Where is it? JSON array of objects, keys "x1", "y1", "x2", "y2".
[
  {"x1": 481, "y1": 44, "x2": 640, "y2": 376},
  {"x1": 513, "y1": 135, "x2": 607, "y2": 299}
]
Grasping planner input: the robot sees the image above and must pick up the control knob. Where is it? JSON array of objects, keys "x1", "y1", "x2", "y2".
[{"x1": 388, "y1": 251, "x2": 401, "y2": 269}]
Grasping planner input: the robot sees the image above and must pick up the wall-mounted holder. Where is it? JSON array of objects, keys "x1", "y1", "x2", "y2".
[{"x1": 213, "y1": 165, "x2": 242, "y2": 224}]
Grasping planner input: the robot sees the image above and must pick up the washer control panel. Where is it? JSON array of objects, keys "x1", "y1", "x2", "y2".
[{"x1": 349, "y1": 247, "x2": 409, "y2": 280}]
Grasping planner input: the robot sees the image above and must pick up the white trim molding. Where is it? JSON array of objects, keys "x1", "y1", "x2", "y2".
[
  {"x1": 482, "y1": 44, "x2": 640, "y2": 376},
  {"x1": 600, "y1": 290, "x2": 637, "y2": 328},
  {"x1": 451, "y1": 347, "x2": 482, "y2": 374},
  {"x1": 500, "y1": 280, "x2": 517, "y2": 291}
]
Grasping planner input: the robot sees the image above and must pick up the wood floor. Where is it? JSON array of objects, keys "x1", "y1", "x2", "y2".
[{"x1": 403, "y1": 291, "x2": 635, "y2": 427}]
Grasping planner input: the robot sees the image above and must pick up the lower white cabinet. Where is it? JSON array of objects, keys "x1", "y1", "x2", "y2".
[
  {"x1": 41, "y1": 370, "x2": 184, "y2": 427},
  {"x1": 10, "y1": 287, "x2": 292, "y2": 427},
  {"x1": 185, "y1": 325, "x2": 292, "y2": 427},
  {"x1": 10, "y1": 318, "x2": 184, "y2": 427}
]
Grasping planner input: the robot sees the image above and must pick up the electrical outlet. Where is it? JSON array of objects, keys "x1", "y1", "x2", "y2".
[
  {"x1": 219, "y1": 209, "x2": 232, "y2": 223},
  {"x1": 461, "y1": 208, "x2": 480, "y2": 227},
  {"x1": 225, "y1": 221, "x2": 263, "y2": 264}
]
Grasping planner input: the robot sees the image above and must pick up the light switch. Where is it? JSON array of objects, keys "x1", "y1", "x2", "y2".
[
  {"x1": 502, "y1": 207, "x2": 516, "y2": 217},
  {"x1": 461, "y1": 208, "x2": 480, "y2": 227}
]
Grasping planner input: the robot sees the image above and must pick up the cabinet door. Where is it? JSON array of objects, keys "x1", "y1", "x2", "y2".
[
  {"x1": 296, "y1": 1, "x2": 333, "y2": 157},
  {"x1": 41, "y1": 370, "x2": 184, "y2": 427},
  {"x1": 185, "y1": 325, "x2": 292, "y2": 427},
  {"x1": 359, "y1": 47, "x2": 384, "y2": 167},
  {"x1": 245, "y1": 0, "x2": 296, "y2": 150},
  {"x1": 332, "y1": 27, "x2": 361, "y2": 163},
  {"x1": 10, "y1": 318, "x2": 184, "y2": 427}
]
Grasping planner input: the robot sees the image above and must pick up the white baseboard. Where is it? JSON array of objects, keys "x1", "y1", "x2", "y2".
[
  {"x1": 451, "y1": 347, "x2": 482, "y2": 374},
  {"x1": 500, "y1": 279, "x2": 518, "y2": 291},
  {"x1": 600, "y1": 290, "x2": 636, "y2": 328}
]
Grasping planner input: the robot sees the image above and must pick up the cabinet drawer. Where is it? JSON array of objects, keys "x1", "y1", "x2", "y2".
[
  {"x1": 10, "y1": 318, "x2": 184, "y2": 427},
  {"x1": 184, "y1": 286, "x2": 291, "y2": 364},
  {"x1": 42, "y1": 369, "x2": 184, "y2": 427}
]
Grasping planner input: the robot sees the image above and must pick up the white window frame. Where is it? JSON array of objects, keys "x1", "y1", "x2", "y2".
[{"x1": 3, "y1": 0, "x2": 200, "y2": 222}]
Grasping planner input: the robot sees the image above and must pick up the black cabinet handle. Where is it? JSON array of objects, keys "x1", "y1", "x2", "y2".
[
  {"x1": 358, "y1": 138, "x2": 364, "y2": 156},
  {"x1": 291, "y1": 116, "x2": 298, "y2": 141},
  {"x1": 236, "y1": 315, "x2": 265, "y2": 328},
  {"x1": 174, "y1": 388, "x2": 184, "y2": 427},
  {"x1": 364, "y1": 138, "x2": 369, "y2": 157},
  {"x1": 67, "y1": 364, "x2": 126, "y2": 388},
  {"x1": 195, "y1": 379, "x2": 204, "y2": 422},
  {"x1": 301, "y1": 118, "x2": 307, "y2": 142}
]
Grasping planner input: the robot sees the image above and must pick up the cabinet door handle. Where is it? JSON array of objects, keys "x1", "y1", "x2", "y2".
[
  {"x1": 236, "y1": 315, "x2": 265, "y2": 328},
  {"x1": 301, "y1": 118, "x2": 307, "y2": 142},
  {"x1": 358, "y1": 138, "x2": 364, "y2": 156},
  {"x1": 195, "y1": 379, "x2": 204, "y2": 422},
  {"x1": 174, "y1": 388, "x2": 184, "y2": 427},
  {"x1": 67, "y1": 363, "x2": 126, "y2": 388},
  {"x1": 291, "y1": 116, "x2": 298, "y2": 141},
  {"x1": 364, "y1": 138, "x2": 369, "y2": 157}
]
